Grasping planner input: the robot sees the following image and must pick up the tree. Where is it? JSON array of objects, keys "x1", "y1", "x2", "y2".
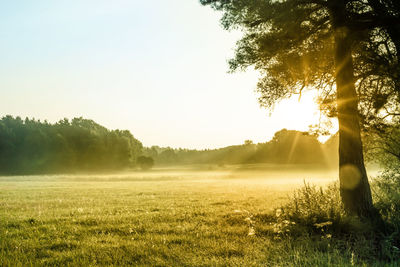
[
  {"x1": 267, "y1": 129, "x2": 326, "y2": 164},
  {"x1": 199, "y1": 0, "x2": 393, "y2": 216},
  {"x1": 137, "y1": 156, "x2": 155, "y2": 170}
]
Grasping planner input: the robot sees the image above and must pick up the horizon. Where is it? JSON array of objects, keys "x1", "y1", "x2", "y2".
[{"x1": 1, "y1": 113, "x2": 335, "y2": 150}]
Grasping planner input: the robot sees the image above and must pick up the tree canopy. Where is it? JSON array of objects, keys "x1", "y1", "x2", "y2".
[{"x1": 200, "y1": 0, "x2": 400, "y2": 130}]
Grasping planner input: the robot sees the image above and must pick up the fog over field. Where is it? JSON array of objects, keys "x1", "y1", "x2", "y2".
[
  {"x1": 0, "y1": 166, "x2": 333, "y2": 266},
  {"x1": 2, "y1": 0, "x2": 400, "y2": 265},
  {"x1": 0, "y1": 164, "x2": 384, "y2": 266}
]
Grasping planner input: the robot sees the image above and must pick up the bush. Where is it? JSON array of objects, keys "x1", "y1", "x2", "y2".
[
  {"x1": 374, "y1": 167, "x2": 400, "y2": 225},
  {"x1": 270, "y1": 182, "x2": 371, "y2": 239},
  {"x1": 137, "y1": 156, "x2": 154, "y2": 170},
  {"x1": 373, "y1": 167, "x2": 400, "y2": 256}
]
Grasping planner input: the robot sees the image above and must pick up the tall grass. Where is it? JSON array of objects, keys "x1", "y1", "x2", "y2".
[{"x1": 263, "y1": 179, "x2": 400, "y2": 264}]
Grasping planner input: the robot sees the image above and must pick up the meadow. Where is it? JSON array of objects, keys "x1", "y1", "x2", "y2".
[{"x1": 0, "y1": 165, "x2": 386, "y2": 266}]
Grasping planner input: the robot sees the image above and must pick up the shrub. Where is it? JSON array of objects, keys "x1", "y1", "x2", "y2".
[
  {"x1": 374, "y1": 167, "x2": 400, "y2": 226},
  {"x1": 270, "y1": 182, "x2": 372, "y2": 239},
  {"x1": 137, "y1": 156, "x2": 154, "y2": 170},
  {"x1": 264, "y1": 181, "x2": 400, "y2": 262},
  {"x1": 373, "y1": 166, "x2": 400, "y2": 258}
]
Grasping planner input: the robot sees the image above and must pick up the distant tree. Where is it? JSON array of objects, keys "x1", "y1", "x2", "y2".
[
  {"x1": 244, "y1": 140, "x2": 254, "y2": 146},
  {"x1": 137, "y1": 156, "x2": 155, "y2": 170},
  {"x1": 0, "y1": 116, "x2": 143, "y2": 174},
  {"x1": 267, "y1": 130, "x2": 326, "y2": 164},
  {"x1": 142, "y1": 146, "x2": 159, "y2": 161},
  {"x1": 157, "y1": 148, "x2": 178, "y2": 165},
  {"x1": 199, "y1": 0, "x2": 400, "y2": 216},
  {"x1": 147, "y1": 129, "x2": 335, "y2": 166}
]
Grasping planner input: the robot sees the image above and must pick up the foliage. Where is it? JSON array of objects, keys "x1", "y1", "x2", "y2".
[
  {"x1": 0, "y1": 115, "x2": 143, "y2": 174},
  {"x1": 368, "y1": 125, "x2": 400, "y2": 254},
  {"x1": 0, "y1": 115, "x2": 338, "y2": 172},
  {"x1": 143, "y1": 129, "x2": 338, "y2": 167},
  {"x1": 276, "y1": 183, "x2": 345, "y2": 234},
  {"x1": 263, "y1": 181, "x2": 400, "y2": 262},
  {"x1": 365, "y1": 124, "x2": 400, "y2": 168},
  {"x1": 200, "y1": 0, "x2": 400, "y2": 131},
  {"x1": 374, "y1": 168, "x2": 400, "y2": 228},
  {"x1": 269, "y1": 183, "x2": 351, "y2": 241},
  {"x1": 365, "y1": 122, "x2": 400, "y2": 229},
  {"x1": 136, "y1": 156, "x2": 155, "y2": 170}
]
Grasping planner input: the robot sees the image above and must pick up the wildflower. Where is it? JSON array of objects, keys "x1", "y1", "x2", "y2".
[{"x1": 248, "y1": 227, "x2": 256, "y2": 236}]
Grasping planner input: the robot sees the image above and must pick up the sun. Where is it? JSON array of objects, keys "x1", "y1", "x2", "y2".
[{"x1": 272, "y1": 91, "x2": 322, "y2": 131}]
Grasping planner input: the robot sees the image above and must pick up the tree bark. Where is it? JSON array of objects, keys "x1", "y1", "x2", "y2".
[{"x1": 330, "y1": 0, "x2": 375, "y2": 217}]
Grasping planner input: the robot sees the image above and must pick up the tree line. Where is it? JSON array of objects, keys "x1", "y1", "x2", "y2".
[
  {"x1": 143, "y1": 129, "x2": 338, "y2": 167},
  {"x1": 0, "y1": 116, "x2": 143, "y2": 174},
  {"x1": 0, "y1": 115, "x2": 341, "y2": 174}
]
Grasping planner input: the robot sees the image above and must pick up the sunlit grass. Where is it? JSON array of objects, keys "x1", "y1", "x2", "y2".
[{"x1": 0, "y1": 166, "x2": 386, "y2": 266}]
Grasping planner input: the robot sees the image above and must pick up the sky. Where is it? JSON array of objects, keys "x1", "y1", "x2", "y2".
[{"x1": 0, "y1": 0, "x2": 326, "y2": 149}]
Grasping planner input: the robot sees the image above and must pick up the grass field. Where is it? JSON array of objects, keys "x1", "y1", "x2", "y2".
[{"x1": 0, "y1": 165, "x2": 384, "y2": 266}]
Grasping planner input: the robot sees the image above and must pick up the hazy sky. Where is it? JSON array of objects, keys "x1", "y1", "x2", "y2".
[{"x1": 0, "y1": 0, "x2": 324, "y2": 149}]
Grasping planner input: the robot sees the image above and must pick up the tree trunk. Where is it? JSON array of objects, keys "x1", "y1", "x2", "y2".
[{"x1": 330, "y1": 1, "x2": 375, "y2": 217}]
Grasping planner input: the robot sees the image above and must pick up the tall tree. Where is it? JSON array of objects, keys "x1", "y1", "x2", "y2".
[{"x1": 199, "y1": 0, "x2": 393, "y2": 216}]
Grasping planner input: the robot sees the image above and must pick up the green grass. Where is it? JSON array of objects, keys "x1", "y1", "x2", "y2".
[{"x1": 0, "y1": 166, "x2": 392, "y2": 266}]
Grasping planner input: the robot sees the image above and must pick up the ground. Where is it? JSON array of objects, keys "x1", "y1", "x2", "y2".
[{"x1": 0, "y1": 165, "x2": 379, "y2": 266}]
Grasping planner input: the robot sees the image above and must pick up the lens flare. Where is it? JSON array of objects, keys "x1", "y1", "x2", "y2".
[{"x1": 339, "y1": 164, "x2": 361, "y2": 190}]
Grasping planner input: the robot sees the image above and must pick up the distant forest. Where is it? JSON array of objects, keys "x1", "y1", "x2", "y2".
[
  {"x1": 143, "y1": 129, "x2": 338, "y2": 168},
  {"x1": 0, "y1": 116, "x2": 338, "y2": 174},
  {"x1": 0, "y1": 116, "x2": 142, "y2": 174}
]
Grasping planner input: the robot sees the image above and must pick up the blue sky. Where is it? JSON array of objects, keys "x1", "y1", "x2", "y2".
[{"x1": 0, "y1": 0, "x2": 322, "y2": 149}]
